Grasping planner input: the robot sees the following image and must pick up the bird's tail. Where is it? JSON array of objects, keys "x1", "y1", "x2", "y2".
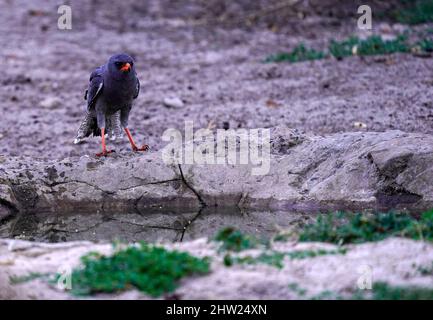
[
  {"x1": 73, "y1": 111, "x2": 122, "y2": 144},
  {"x1": 73, "y1": 112, "x2": 100, "y2": 144}
]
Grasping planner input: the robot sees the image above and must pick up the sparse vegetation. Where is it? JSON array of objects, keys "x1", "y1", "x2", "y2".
[
  {"x1": 329, "y1": 35, "x2": 410, "y2": 59},
  {"x1": 358, "y1": 282, "x2": 433, "y2": 300},
  {"x1": 393, "y1": 0, "x2": 433, "y2": 25},
  {"x1": 266, "y1": 33, "x2": 433, "y2": 63},
  {"x1": 58, "y1": 242, "x2": 210, "y2": 297},
  {"x1": 265, "y1": 44, "x2": 327, "y2": 63},
  {"x1": 327, "y1": 37, "x2": 359, "y2": 59},
  {"x1": 215, "y1": 227, "x2": 346, "y2": 268},
  {"x1": 288, "y1": 283, "x2": 307, "y2": 297},
  {"x1": 214, "y1": 227, "x2": 259, "y2": 252},
  {"x1": 9, "y1": 272, "x2": 49, "y2": 285},
  {"x1": 417, "y1": 38, "x2": 433, "y2": 52},
  {"x1": 416, "y1": 262, "x2": 433, "y2": 275},
  {"x1": 312, "y1": 282, "x2": 433, "y2": 300},
  {"x1": 310, "y1": 290, "x2": 343, "y2": 300},
  {"x1": 223, "y1": 251, "x2": 285, "y2": 268},
  {"x1": 223, "y1": 248, "x2": 346, "y2": 268},
  {"x1": 299, "y1": 210, "x2": 433, "y2": 244},
  {"x1": 273, "y1": 233, "x2": 292, "y2": 242}
]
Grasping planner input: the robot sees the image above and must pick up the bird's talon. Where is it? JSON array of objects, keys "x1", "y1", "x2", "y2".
[
  {"x1": 133, "y1": 144, "x2": 149, "y2": 152},
  {"x1": 95, "y1": 149, "x2": 115, "y2": 157}
]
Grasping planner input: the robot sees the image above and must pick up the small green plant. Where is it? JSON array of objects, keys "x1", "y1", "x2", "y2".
[
  {"x1": 329, "y1": 35, "x2": 410, "y2": 59},
  {"x1": 288, "y1": 283, "x2": 307, "y2": 297},
  {"x1": 310, "y1": 290, "x2": 343, "y2": 300},
  {"x1": 9, "y1": 272, "x2": 49, "y2": 285},
  {"x1": 312, "y1": 282, "x2": 433, "y2": 300},
  {"x1": 405, "y1": 210, "x2": 433, "y2": 241},
  {"x1": 416, "y1": 262, "x2": 433, "y2": 275},
  {"x1": 328, "y1": 37, "x2": 359, "y2": 59},
  {"x1": 223, "y1": 251, "x2": 285, "y2": 268},
  {"x1": 286, "y1": 248, "x2": 347, "y2": 259},
  {"x1": 357, "y1": 35, "x2": 410, "y2": 55},
  {"x1": 393, "y1": 0, "x2": 433, "y2": 25},
  {"x1": 299, "y1": 210, "x2": 433, "y2": 244},
  {"x1": 265, "y1": 44, "x2": 327, "y2": 63},
  {"x1": 273, "y1": 233, "x2": 291, "y2": 242},
  {"x1": 214, "y1": 227, "x2": 258, "y2": 252},
  {"x1": 357, "y1": 282, "x2": 433, "y2": 300},
  {"x1": 417, "y1": 38, "x2": 433, "y2": 52},
  {"x1": 58, "y1": 242, "x2": 210, "y2": 297},
  {"x1": 267, "y1": 33, "x2": 433, "y2": 63},
  {"x1": 223, "y1": 248, "x2": 346, "y2": 269}
]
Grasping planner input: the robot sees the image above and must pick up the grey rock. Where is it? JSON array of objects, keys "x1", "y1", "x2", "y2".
[
  {"x1": 39, "y1": 97, "x2": 62, "y2": 109},
  {"x1": 163, "y1": 97, "x2": 184, "y2": 108},
  {"x1": 270, "y1": 126, "x2": 309, "y2": 154},
  {"x1": 0, "y1": 129, "x2": 432, "y2": 218}
]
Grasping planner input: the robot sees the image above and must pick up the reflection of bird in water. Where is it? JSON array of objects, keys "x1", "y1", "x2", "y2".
[{"x1": 73, "y1": 53, "x2": 148, "y2": 156}]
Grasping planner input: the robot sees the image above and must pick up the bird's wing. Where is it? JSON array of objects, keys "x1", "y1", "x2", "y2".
[
  {"x1": 133, "y1": 76, "x2": 140, "y2": 100},
  {"x1": 84, "y1": 66, "x2": 104, "y2": 112}
]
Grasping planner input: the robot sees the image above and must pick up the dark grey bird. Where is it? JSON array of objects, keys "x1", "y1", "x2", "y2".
[{"x1": 74, "y1": 53, "x2": 148, "y2": 156}]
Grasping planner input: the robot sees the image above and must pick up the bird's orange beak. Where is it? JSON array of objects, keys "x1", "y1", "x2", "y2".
[{"x1": 120, "y1": 62, "x2": 131, "y2": 72}]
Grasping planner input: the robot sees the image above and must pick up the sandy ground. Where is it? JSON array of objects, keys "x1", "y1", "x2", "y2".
[
  {"x1": 1, "y1": 237, "x2": 433, "y2": 299},
  {"x1": 0, "y1": 0, "x2": 432, "y2": 160}
]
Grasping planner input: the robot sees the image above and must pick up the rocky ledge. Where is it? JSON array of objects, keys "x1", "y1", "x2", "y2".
[
  {"x1": 1, "y1": 128, "x2": 433, "y2": 299},
  {"x1": 1, "y1": 128, "x2": 432, "y2": 222}
]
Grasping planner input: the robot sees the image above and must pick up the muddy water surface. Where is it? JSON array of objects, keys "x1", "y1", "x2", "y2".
[{"x1": 0, "y1": 208, "x2": 315, "y2": 243}]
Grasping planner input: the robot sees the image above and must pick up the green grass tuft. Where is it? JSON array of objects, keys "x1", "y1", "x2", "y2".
[
  {"x1": 273, "y1": 233, "x2": 291, "y2": 242},
  {"x1": 223, "y1": 251, "x2": 285, "y2": 268},
  {"x1": 393, "y1": 0, "x2": 433, "y2": 25},
  {"x1": 224, "y1": 248, "x2": 346, "y2": 269},
  {"x1": 416, "y1": 262, "x2": 433, "y2": 276},
  {"x1": 214, "y1": 227, "x2": 259, "y2": 252},
  {"x1": 313, "y1": 282, "x2": 433, "y2": 300},
  {"x1": 329, "y1": 35, "x2": 410, "y2": 59},
  {"x1": 266, "y1": 33, "x2": 433, "y2": 63},
  {"x1": 357, "y1": 35, "x2": 410, "y2": 55},
  {"x1": 288, "y1": 283, "x2": 307, "y2": 297},
  {"x1": 9, "y1": 272, "x2": 49, "y2": 285},
  {"x1": 265, "y1": 44, "x2": 327, "y2": 63},
  {"x1": 361, "y1": 282, "x2": 433, "y2": 300},
  {"x1": 299, "y1": 210, "x2": 433, "y2": 244},
  {"x1": 310, "y1": 290, "x2": 343, "y2": 300},
  {"x1": 328, "y1": 37, "x2": 359, "y2": 59},
  {"x1": 59, "y1": 242, "x2": 210, "y2": 297},
  {"x1": 417, "y1": 38, "x2": 433, "y2": 52}
]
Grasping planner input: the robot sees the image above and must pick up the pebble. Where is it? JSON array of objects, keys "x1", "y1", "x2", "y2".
[
  {"x1": 39, "y1": 97, "x2": 62, "y2": 109},
  {"x1": 163, "y1": 97, "x2": 184, "y2": 109},
  {"x1": 353, "y1": 121, "x2": 367, "y2": 129}
]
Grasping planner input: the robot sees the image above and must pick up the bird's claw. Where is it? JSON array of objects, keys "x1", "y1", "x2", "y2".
[
  {"x1": 96, "y1": 149, "x2": 115, "y2": 157},
  {"x1": 132, "y1": 144, "x2": 149, "y2": 152}
]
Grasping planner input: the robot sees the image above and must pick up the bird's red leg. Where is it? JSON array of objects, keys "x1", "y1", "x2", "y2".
[
  {"x1": 124, "y1": 128, "x2": 149, "y2": 152},
  {"x1": 96, "y1": 128, "x2": 115, "y2": 157}
]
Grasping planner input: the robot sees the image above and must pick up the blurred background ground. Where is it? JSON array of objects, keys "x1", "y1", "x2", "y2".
[{"x1": 0, "y1": 0, "x2": 432, "y2": 159}]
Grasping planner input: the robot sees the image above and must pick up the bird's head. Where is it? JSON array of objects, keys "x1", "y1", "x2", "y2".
[{"x1": 108, "y1": 53, "x2": 135, "y2": 77}]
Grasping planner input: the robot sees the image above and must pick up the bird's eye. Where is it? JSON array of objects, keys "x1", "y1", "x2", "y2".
[{"x1": 115, "y1": 62, "x2": 123, "y2": 67}]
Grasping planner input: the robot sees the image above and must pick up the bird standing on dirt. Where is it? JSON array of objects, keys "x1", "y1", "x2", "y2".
[{"x1": 74, "y1": 53, "x2": 148, "y2": 157}]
